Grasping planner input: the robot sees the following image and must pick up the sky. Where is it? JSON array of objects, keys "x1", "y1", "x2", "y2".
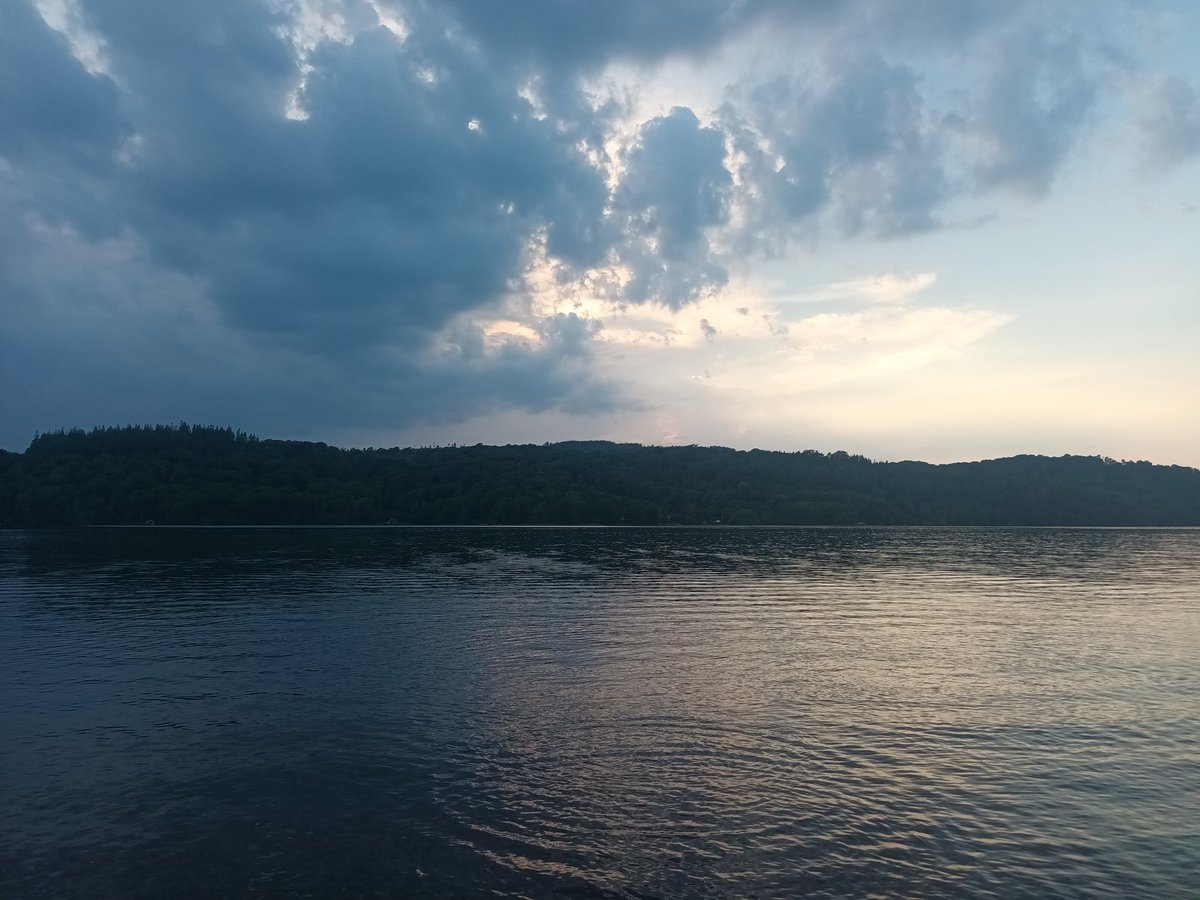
[{"x1": 2, "y1": 0, "x2": 1198, "y2": 465}]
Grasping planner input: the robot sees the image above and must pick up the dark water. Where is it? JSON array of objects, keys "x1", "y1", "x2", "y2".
[{"x1": 2, "y1": 527, "x2": 1198, "y2": 898}]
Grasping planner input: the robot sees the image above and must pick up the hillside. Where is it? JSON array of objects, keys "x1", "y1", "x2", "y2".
[{"x1": 2, "y1": 424, "x2": 1198, "y2": 527}]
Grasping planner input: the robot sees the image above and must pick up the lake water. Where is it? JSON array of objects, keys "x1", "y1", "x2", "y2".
[{"x1": 2, "y1": 526, "x2": 1198, "y2": 898}]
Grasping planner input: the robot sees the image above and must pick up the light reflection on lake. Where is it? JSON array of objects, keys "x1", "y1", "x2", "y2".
[{"x1": 2, "y1": 527, "x2": 1198, "y2": 897}]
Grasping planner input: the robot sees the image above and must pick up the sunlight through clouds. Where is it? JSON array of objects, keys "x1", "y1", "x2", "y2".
[{"x1": 2, "y1": 0, "x2": 1197, "y2": 463}]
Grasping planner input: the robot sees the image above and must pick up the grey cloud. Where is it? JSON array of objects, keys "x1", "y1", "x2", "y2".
[
  {"x1": 727, "y1": 54, "x2": 950, "y2": 240},
  {"x1": 699, "y1": 319, "x2": 718, "y2": 342},
  {"x1": 0, "y1": 0, "x2": 627, "y2": 446},
  {"x1": 0, "y1": 0, "x2": 128, "y2": 241},
  {"x1": 0, "y1": 0, "x2": 125, "y2": 165},
  {"x1": 968, "y1": 32, "x2": 1096, "y2": 197},
  {"x1": 722, "y1": 18, "x2": 1106, "y2": 245},
  {"x1": 37, "y1": 0, "x2": 610, "y2": 351},
  {"x1": 536, "y1": 312, "x2": 601, "y2": 358},
  {"x1": 610, "y1": 106, "x2": 731, "y2": 307},
  {"x1": 430, "y1": 0, "x2": 1020, "y2": 84},
  {"x1": 409, "y1": 314, "x2": 622, "y2": 422},
  {"x1": 618, "y1": 108, "x2": 730, "y2": 255},
  {"x1": 0, "y1": 213, "x2": 622, "y2": 447},
  {"x1": 1136, "y1": 76, "x2": 1200, "y2": 174},
  {"x1": 0, "y1": 0, "x2": 1150, "y2": 448},
  {"x1": 428, "y1": 0, "x2": 840, "y2": 78},
  {"x1": 859, "y1": 0, "x2": 1026, "y2": 49}
]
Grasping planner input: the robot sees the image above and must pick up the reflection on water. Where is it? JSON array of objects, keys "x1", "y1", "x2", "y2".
[{"x1": 2, "y1": 527, "x2": 1198, "y2": 897}]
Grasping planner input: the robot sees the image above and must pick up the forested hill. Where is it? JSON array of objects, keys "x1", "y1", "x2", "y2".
[{"x1": 2, "y1": 424, "x2": 1199, "y2": 527}]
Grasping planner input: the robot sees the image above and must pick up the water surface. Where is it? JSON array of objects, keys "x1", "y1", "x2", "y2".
[{"x1": 2, "y1": 527, "x2": 1198, "y2": 897}]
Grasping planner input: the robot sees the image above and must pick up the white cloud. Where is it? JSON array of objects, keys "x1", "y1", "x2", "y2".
[
  {"x1": 793, "y1": 272, "x2": 938, "y2": 304},
  {"x1": 34, "y1": 0, "x2": 109, "y2": 74}
]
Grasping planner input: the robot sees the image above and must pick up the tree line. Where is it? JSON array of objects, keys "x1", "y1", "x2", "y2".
[{"x1": 1, "y1": 424, "x2": 1198, "y2": 527}]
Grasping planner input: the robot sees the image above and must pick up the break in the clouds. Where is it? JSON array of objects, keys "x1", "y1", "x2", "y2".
[{"x1": 2, "y1": 0, "x2": 1198, "y2": 462}]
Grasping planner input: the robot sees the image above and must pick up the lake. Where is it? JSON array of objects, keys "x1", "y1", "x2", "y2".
[{"x1": 2, "y1": 526, "x2": 1197, "y2": 897}]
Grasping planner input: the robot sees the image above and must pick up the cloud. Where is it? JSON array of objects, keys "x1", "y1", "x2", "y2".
[
  {"x1": 606, "y1": 106, "x2": 732, "y2": 307},
  {"x1": 720, "y1": 20, "x2": 1105, "y2": 246},
  {"x1": 105, "y1": 5, "x2": 609, "y2": 344},
  {"x1": 785, "y1": 305, "x2": 1008, "y2": 354},
  {"x1": 798, "y1": 273, "x2": 938, "y2": 305},
  {"x1": 0, "y1": 0, "x2": 1176, "y2": 449},
  {"x1": 428, "y1": 0, "x2": 826, "y2": 78},
  {"x1": 0, "y1": 0, "x2": 125, "y2": 165},
  {"x1": 2, "y1": 0, "x2": 626, "y2": 441},
  {"x1": 0, "y1": 212, "x2": 622, "y2": 446},
  {"x1": 727, "y1": 53, "x2": 951, "y2": 239},
  {"x1": 1136, "y1": 75, "x2": 1200, "y2": 174},
  {"x1": 967, "y1": 31, "x2": 1096, "y2": 197}
]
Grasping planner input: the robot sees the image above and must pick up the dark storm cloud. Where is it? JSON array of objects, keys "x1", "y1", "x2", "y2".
[
  {"x1": 0, "y1": 0, "x2": 626, "y2": 444},
  {"x1": 0, "y1": 0, "x2": 124, "y2": 165},
  {"x1": 0, "y1": 0, "x2": 1138, "y2": 447},
  {"x1": 0, "y1": 204, "x2": 618, "y2": 443},
  {"x1": 65, "y1": 1, "x2": 610, "y2": 347},
  {"x1": 0, "y1": 0, "x2": 129, "y2": 245}
]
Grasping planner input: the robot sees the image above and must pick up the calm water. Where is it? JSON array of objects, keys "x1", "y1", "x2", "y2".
[{"x1": 1, "y1": 527, "x2": 1198, "y2": 898}]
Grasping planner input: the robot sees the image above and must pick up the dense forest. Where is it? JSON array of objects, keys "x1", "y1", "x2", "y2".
[{"x1": 1, "y1": 424, "x2": 1198, "y2": 527}]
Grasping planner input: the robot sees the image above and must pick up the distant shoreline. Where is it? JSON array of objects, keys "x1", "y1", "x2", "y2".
[
  {"x1": 6, "y1": 523, "x2": 1197, "y2": 531},
  {"x1": 3, "y1": 425, "x2": 1199, "y2": 527}
]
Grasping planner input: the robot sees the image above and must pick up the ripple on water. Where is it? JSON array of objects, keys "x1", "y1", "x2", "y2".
[{"x1": 1, "y1": 526, "x2": 1198, "y2": 897}]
